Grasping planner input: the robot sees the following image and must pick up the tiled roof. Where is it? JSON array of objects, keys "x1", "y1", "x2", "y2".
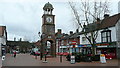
[
  {"x1": 69, "y1": 33, "x2": 80, "y2": 38},
  {"x1": 100, "y1": 13, "x2": 120, "y2": 29},
  {"x1": 82, "y1": 13, "x2": 120, "y2": 33}
]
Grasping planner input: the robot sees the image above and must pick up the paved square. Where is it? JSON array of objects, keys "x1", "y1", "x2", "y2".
[
  {"x1": 0, "y1": 57, "x2": 2, "y2": 68},
  {"x1": 2, "y1": 54, "x2": 119, "y2": 66}
]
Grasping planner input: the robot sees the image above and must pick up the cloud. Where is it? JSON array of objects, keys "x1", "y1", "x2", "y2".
[{"x1": 0, "y1": 1, "x2": 118, "y2": 42}]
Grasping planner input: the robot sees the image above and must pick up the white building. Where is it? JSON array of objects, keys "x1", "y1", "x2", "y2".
[
  {"x1": 0, "y1": 26, "x2": 7, "y2": 57},
  {"x1": 116, "y1": 18, "x2": 120, "y2": 59},
  {"x1": 79, "y1": 13, "x2": 120, "y2": 58}
]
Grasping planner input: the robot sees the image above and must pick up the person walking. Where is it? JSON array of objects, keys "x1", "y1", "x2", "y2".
[{"x1": 13, "y1": 51, "x2": 17, "y2": 58}]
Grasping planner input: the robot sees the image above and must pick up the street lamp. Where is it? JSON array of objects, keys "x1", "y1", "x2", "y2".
[
  {"x1": 43, "y1": 44, "x2": 48, "y2": 63},
  {"x1": 58, "y1": 39, "x2": 62, "y2": 63},
  {"x1": 38, "y1": 32, "x2": 43, "y2": 60}
]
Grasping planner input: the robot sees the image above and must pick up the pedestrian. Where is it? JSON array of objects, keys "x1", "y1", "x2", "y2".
[{"x1": 13, "y1": 51, "x2": 17, "y2": 58}]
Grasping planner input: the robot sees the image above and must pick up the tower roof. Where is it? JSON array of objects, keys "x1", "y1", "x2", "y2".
[{"x1": 43, "y1": 2, "x2": 54, "y2": 10}]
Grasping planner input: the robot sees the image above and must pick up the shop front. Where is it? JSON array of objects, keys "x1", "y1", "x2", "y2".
[
  {"x1": 68, "y1": 44, "x2": 92, "y2": 55},
  {"x1": 96, "y1": 42, "x2": 117, "y2": 59},
  {"x1": 68, "y1": 42, "x2": 117, "y2": 59}
]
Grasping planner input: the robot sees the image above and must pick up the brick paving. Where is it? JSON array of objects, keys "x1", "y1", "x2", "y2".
[
  {"x1": 0, "y1": 57, "x2": 2, "y2": 67},
  {"x1": 2, "y1": 53, "x2": 119, "y2": 66}
]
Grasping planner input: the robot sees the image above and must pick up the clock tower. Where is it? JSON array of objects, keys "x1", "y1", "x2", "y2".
[{"x1": 41, "y1": 2, "x2": 56, "y2": 57}]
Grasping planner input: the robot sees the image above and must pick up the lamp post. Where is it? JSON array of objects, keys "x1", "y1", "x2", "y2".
[
  {"x1": 41, "y1": 33, "x2": 48, "y2": 63},
  {"x1": 43, "y1": 45, "x2": 47, "y2": 63},
  {"x1": 38, "y1": 32, "x2": 43, "y2": 60},
  {"x1": 59, "y1": 39, "x2": 62, "y2": 63}
]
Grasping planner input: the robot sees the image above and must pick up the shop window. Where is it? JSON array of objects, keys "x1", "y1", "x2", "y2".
[{"x1": 101, "y1": 29, "x2": 111, "y2": 43}]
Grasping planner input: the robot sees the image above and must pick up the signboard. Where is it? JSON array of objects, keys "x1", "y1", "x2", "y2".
[
  {"x1": 71, "y1": 56, "x2": 75, "y2": 64},
  {"x1": 100, "y1": 54, "x2": 106, "y2": 63},
  {"x1": 2, "y1": 56, "x2": 5, "y2": 61}
]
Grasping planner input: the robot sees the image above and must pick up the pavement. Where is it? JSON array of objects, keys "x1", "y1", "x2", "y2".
[
  {"x1": 2, "y1": 53, "x2": 119, "y2": 66},
  {"x1": 0, "y1": 57, "x2": 2, "y2": 67}
]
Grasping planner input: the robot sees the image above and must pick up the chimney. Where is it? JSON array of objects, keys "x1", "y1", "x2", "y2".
[
  {"x1": 104, "y1": 14, "x2": 109, "y2": 18},
  {"x1": 97, "y1": 18, "x2": 100, "y2": 21},
  {"x1": 14, "y1": 37, "x2": 16, "y2": 41},
  {"x1": 20, "y1": 38, "x2": 22, "y2": 41},
  {"x1": 76, "y1": 29, "x2": 79, "y2": 33},
  {"x1": 57, "y1": 29, "x2": 62, "y2": 34},
  {"x1": 96, "y1": 18, "x2": 100, "y2": 24},
  {"x1": 70, "y1": 31, "x2": 73, "y2": 35}
]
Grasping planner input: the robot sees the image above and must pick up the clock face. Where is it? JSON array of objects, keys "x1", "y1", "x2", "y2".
[{"x1": 46, "y1": 17, "x2": 52, "y2": 23}]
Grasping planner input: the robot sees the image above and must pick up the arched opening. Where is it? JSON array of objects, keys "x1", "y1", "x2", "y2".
[{"x1": 46, "y1": 40, "x2": 55, "y2": 56}]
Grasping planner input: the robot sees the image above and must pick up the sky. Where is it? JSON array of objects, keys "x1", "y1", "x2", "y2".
[{"x1": 0, "y1": 0, "x2": 119, "y2": 42}]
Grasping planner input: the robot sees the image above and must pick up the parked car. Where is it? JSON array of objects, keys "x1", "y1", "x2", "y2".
[
  {"x1": 104, "y1": 53, "x2": 116, "y2": 59},
  {"x1": 12, "y1": 50, "x2": 19, "y2": 54},
  {"x1": 16, "y1": 51, "x2": 20, "y2": 54},
  {"x1": 35, "y1": 51, "x2": 40, "y2": 56}
]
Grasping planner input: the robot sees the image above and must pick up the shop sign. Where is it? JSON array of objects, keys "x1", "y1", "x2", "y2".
[
  {"x1": 97, "y1": 46, "x2": 107, "y2": 48},
  {"x1": 60, "y1": 46, "x2": 67, "y2": 48},
  {"x1": 68, "y1": 45, "x2": 78, "y2": 48},
  {"x1": 108, "y1": 46, "x2": 116, "y2": 48},
  {"x1": 97, "y1": 45, "x2": 116, "y2": 48},
  {"x1": 71, "y1": 41, "x2": 77, "y2": 45},
  {"x1": 78, "y1": 45, "x2": 91, "y2": 47},
  {"x1": 96, "y1": 43, "x2": 109, "y2": 46}
]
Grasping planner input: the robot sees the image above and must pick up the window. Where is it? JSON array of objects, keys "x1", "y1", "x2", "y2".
[
  {"x1": 61, "y1": 40, "x2": 64, "y2": 45},
  {"x1": 82, "y1": 37, "x2": 86, "y2": 42},
  {"x1": 88, "y1": 36, "x2": 91, "y2": 40},
  {"x1": 101, "y1": 29, "x2": 111, "y2": 43}
]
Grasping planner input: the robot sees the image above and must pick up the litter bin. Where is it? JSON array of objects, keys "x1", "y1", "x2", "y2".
[{"x1": 71, "y1": 56, "x2": 75, "y2": 64}]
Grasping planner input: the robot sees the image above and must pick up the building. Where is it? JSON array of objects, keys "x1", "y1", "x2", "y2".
[
  {"x1": 56, "y1": 29, "x2": 80, "y2": 54},
  {"x1": 55, "y1": 29, "x2": 63, "y2": 53},
  {"x1": 55, "y1": 13, "x2": 120, "y2": 59},
  {"x1": 7, "y1": 40, "x2": 32, "y2": 53},
  {"x1": 40, "y1": 2, "x2": 56, "y2": 57},
  {"x1": 0, "y1": 26, "x2": 7, "y2": 57},
  {"x1": 79, "y1": 13, "x2": 120, "y2": 59},
  {"x1": 116, "y1": 13, "x2": 120, "y2": 59}
]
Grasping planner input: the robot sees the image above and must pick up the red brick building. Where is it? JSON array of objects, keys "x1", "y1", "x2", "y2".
[{"x1": 56, "y1": 29, "x2": 80, "y2": 55}]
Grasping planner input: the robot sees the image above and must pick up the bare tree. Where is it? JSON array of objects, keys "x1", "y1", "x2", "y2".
[{"x1": 69, "y1": 0, "x2": 109, "y2": 56}]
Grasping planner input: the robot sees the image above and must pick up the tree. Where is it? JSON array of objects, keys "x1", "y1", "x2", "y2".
[{"x1": 69, "y1": 0, "x2": 109, "y2": 56}]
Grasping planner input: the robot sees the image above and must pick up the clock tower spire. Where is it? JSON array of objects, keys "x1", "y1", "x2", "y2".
[{"x1": 43, "y1": 2, "x2": 54, "y2": 15}]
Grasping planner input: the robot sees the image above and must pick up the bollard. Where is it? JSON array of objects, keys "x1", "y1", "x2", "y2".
[
  {"x1": 40, "y1": 53, "x2": 43, "y2": 60},
  {"x1": 60, "y1": 55, "x2": 62, "y2": 63},
  {"x1": 35, "y1": 55, "x2": 37, "y2": 59}
]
